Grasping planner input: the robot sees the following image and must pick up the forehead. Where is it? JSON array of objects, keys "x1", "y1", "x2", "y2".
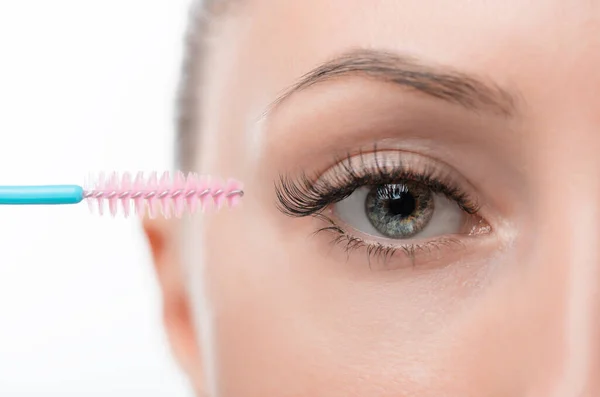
[
  {"x1": 207, "y1": 0, "x2": 599, "y2": 102},
  {"x1": 196, "y1": 0, "x2": 600, "y2": 165}
]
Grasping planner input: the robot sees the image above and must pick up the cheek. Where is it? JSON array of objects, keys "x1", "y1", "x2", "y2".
[{"x1": 188, "y1": 204, "x2": 515, "y2": 395}]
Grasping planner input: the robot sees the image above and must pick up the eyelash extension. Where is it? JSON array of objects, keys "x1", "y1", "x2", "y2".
[{"x1": 275, "y1": 147, "x2": 480, "y2": 218}]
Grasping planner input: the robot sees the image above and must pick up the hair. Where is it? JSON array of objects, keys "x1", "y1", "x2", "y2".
[{"x1": 175, "y1": 0, "x2": 236, "y2": 171}]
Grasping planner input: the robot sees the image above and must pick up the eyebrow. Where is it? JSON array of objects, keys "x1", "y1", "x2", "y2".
[{"x1": 268, "y1": 49, "x2": 517, "y2": 117}]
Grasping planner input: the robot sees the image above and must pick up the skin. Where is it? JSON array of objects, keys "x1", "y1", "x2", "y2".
[{"x1": 144, "y1": 1, "x2": 600, "y2": 396}]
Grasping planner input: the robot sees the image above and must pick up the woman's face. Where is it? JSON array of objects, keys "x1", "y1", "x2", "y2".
[{"x1": 146, "y1": 1, "x2": 600, "y2": 396}]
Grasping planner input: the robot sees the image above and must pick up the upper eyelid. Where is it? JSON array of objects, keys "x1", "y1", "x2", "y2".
[{"x1": 318, "y1": 149, "x2": 477, "y2": 191}]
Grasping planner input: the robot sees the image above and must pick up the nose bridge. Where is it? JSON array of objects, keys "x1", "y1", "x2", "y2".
[{"x1": 525, "y1": 141, "x2": 600, "y2": 395}]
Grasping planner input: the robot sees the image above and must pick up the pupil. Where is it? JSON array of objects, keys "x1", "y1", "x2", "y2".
[{"x1": 387, "y1": 190, "x2": 416, "y2": 218}]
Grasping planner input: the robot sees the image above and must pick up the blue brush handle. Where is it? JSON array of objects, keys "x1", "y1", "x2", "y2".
[{"x1": 0, "y1": 185, "x2": 84, "y2": 205}]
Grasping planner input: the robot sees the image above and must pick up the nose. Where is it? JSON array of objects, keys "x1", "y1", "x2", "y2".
[{"x1": 524, "y1": 164, "x2": 600, "y2": 396}]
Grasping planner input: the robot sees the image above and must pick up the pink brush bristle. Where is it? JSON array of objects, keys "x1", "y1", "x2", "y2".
[
  {"x1": 132, "y1": 172, "x2": 146, "y2": 216},
  {"x1": 145, "y1": 172, "x2": 159, "y2": 219},
  {"x1": 184, "y1": 172, "x2": 200, "y2": 214},
  {"x1": 120, "y1": 172, "x2": 132, "y2": 217},
  {"x1": 84, "y1": 172, "x2": 244, "y2": 218},
  {"x1": 225, "y1": 178, "x2": 244, "y2": 208},
  {"x1": 107, "y1": 172, "x2": 120, "y2": 217},
  {"x1": 96, "y1": 173, "x2": 106, "y2": 216},
  {"x1": 197, "y1": 176, "x2": 212, "y2": 212},
  {"x1": 158, "y1": 172, "x2": 172, "y2": 219},
  {"x1": 211, "y1": 178, "x2": 226, "y2": 210},
  {"x1": 172, "y1": 171, "x2": 187, "y2": 218}
]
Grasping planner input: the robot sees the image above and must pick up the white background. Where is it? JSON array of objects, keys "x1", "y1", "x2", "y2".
[{"x1": 0, "y1": 1, "x2": 194, "y2": 395}]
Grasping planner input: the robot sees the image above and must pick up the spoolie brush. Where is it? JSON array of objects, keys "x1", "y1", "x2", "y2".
[{"x1": 0, "y1": 171, "x2": 244, "y2": 218}]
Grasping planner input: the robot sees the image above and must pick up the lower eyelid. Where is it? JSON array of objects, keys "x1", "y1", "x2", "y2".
[
  {"x1": 312, "y1": 215, "x2": 476, "y2": 270},
  {"x1": 317, "y1": 197, "x2": 492, "y2": 269}
]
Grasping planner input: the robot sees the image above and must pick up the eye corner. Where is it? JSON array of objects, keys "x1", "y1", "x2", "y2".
[{"x1": 467, "y1": 216, "x2": 493, "y2": 236}]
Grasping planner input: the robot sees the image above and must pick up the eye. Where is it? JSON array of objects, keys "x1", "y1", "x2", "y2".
[
  {"x1": 274, "y1": 148, "x2": 492, "y2": 265},
  {"x1": 334, "y1": 181, "x2": 466, "y2": 240}
]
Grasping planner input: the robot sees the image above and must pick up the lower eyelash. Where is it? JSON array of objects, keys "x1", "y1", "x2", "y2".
[{"x1": 312, "y1": 214, "x2": 465, "y2": 269}]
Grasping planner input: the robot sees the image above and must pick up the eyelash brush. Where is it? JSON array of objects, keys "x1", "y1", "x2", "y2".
[{"x1": 0, "y1": 171, "x2": 244, "y2": 218}]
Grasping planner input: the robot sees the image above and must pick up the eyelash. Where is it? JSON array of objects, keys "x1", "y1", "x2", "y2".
[{"x1": 274, "y1": 147, "x2": 482, "y2": 265}]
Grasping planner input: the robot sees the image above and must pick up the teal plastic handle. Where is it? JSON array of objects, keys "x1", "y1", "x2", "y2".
[{"x1": 0, "y1": 185, "x2": 84, "y2": 205}]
